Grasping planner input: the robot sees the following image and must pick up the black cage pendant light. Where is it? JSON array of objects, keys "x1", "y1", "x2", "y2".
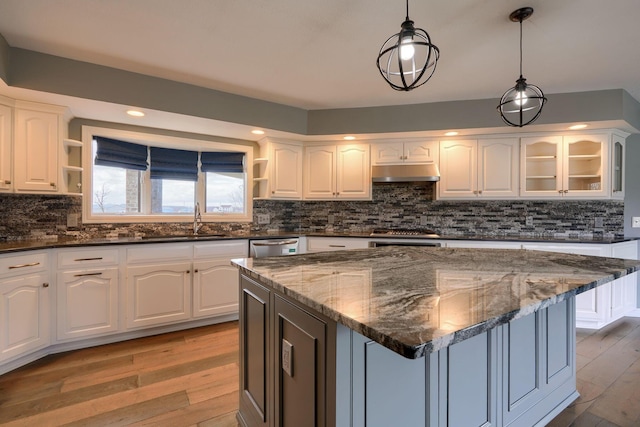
[
  {"x1": 376, "y1": 0, "x2": 440, "y2": 91},
  {"x1": 497, "y1": 7, "x2": 547, "y2": 127}
]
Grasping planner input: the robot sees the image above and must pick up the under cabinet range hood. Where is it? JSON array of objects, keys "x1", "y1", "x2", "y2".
[{"x1": 371, "y1": 163, "x2": 440, "y2": 182}]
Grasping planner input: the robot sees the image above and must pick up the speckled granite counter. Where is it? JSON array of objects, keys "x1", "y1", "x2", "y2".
[{"x1": 232, "y1": 246, "x2": 640, "y2": 359}]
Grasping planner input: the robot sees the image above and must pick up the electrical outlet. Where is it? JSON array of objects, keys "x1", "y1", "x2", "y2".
[
  {"x1": 633, "y1": 217, "x2": 640, "y2": 228},
  {"x1": 67, "y1": 213, "x2": 78, "y2": 228},
  {"x1": 327, "y1": 214, "x2": 335, "y2": 224},
  {"x1": 420, "y1": 215, "x2": 429, "y2": 226},
  {"x1": 525, "y1": 216, "x2": 534, "y2": 226},
  {"x1": 257, "y1": 214, "x2": 270, "y2": 224},
  {"x1": 594, "y1": 217, "x2": 604, "y2": 228}
]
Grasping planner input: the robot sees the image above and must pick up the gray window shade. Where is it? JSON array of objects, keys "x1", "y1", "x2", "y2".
[
  {"x1": 94, "y1": 137, "x2": 148, "y2": 170},
  {"x1": 150, "y1": 147, "x2": 199, "y2": 181},
  {"x1": 201, "y1": 152, "x2": 245, "y2": 173}
]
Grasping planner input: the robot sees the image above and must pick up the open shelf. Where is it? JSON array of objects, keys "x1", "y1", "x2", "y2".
[
  {"x1": 63, "y1": 165, "x2": 83, "y2": 172},
  {"x1": 63, "y1": 138, "x2": 83, "y2": 148}
]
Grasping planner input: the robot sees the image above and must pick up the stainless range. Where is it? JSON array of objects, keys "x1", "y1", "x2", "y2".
[{"x1": 368, "y1": 228, "x2": 442, "y2": 247}]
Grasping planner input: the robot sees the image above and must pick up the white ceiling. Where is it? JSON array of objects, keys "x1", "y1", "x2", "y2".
[{"x1": 0, "y1": 0, "x2": 639, "y2": 139}]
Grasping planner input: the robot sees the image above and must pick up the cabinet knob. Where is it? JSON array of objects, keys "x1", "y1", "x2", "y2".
[
  {"x1": 478, "y1": 190, "x2": 483, "y2": 194},
  {"x1": 473, "y1": 190, "x2": 478, "y2": 195},
  {"x1": 194, "y1": 269, "x2": 199, "y2": 273},
  {"x1": 3, "y1": 180, "x2": 9, "y2": 185},
  {"x1": 272, "y1": 191, "x2": 275, "y2": 194},
  {"x1": 186, "y1": 270, "x2": 190, "y2": 274},
  {"x1": 564, "y1": 190, "x2": 569, "y2": 193},
  {"x1": 42, "y1": 283, "x2": 49, "y2": 288},
  {"x1": 50, "y1": 182, "x2": 56, "y2": 187},
  {"x1": 558, "y1": 190, "x2": 563, "y2": 194}
]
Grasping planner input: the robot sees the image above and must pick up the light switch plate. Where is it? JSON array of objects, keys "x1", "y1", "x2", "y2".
[
  {"x1": 420, "y1": 215, "x2": 429, "y2": 226},
  {"x1": 594, "y1": 217, "x2": 604, "y2": 228},
  {"x1": 67, "y1": 213, "x2": 78, "y2": 228},
  {"x1": 282, "y1": 339, "x2": 293, "y2": 377},
  {"x1": 525, "y1": 216, "x2": 534, "y2": 226},
  {"x1": 257, "y1": 214, "x2": 270, "y2": 224},
  {"x1": 633, "y1": 217, "x2": 640, "y2": 228}
]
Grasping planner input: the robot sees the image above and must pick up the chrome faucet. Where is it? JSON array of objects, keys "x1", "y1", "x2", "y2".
[{"x1": 193, "y1": 202, "x2": 202, "y2": 235}]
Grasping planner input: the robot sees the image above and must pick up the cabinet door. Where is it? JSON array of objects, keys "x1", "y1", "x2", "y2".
[
  {"x1": 193, "y1": 258, "x2": 239, "y2": 318},
  {"x1": 371, "y1": 142, "x2": 403, "y2": 165},
  {"x1": 274, "y1": 295, "x2": 327, "y2": 427},
  {"x1": 336, "y1": 144, "x2": 370, "y2": 199},
  {"x1": 0, "y1": 273, "x2": 50, "y2": 362},
  {"x1": 239, "y1": 275, "x2": 271, "y2": 427},
  {"x1": 611, "y1": 134, "x2": 625, "y2": 199},
  {"x1": 438, "y1": 140, "x2": 477, "y2": 198},
  {"x1": 520, "y1": 136, "x2": 563, "y2": 198},
  {"x1": 125, "y1": 262, "x2": 191, "y2": 329},
  {"x1": 14, "y1": 108, "x2": 59, "y2": 192},
  {"x1": 477, "y1": 138, "x2": 519, "y2": 198},
  {"x1": 270, "y1": 143, "x2": 303, "y2": 199},
  {"x1": 303, "y1": 145, "x2": 336, "y2": 199},
  {"x1": 404, "y1": 140, "x2": 437, "y2": 163},
  {"x1": 57, "y1": 268, "x2": 119, "y2": 341},
  {"x1": 563, "y1": 134, "x2": 608, "y2": 198},
  {"x1": 0, "y1": 103, "x2": 12, "y2": 192}
]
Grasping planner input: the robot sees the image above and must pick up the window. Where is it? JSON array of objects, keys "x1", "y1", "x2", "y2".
[{"x1": 82, "y1": 126, "x2": 253, "y2": 223}]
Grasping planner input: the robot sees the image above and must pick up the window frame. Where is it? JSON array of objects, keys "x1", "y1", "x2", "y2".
[{"x1": 82, "y1": 125, "x2": 253, "y2": 224}]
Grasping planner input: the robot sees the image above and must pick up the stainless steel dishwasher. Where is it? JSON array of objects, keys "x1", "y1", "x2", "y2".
[{"x1": 249, "y1": 238, "x2": 300, "y2": 258}]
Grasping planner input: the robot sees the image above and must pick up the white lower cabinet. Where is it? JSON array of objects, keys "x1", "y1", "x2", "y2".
[
  {"x1": 306, "y1": 237, "x2": 371, "y2": 253},
  {"x1": 126, "y1": 261, "x2": 192, "y2": 329},
  {"x1": 193, "y1": 258, "x2": 240, "y2": 318},
  {"x1": 0, "y1": 272, "x2": 50, "y2": 362},
  {"x1": 56, "y1": 268, "x2": 119, "y2": 340}
]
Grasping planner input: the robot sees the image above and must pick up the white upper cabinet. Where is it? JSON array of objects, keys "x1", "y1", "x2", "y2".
[
  {"x1": 304, "y1": 143, "x2": 370, "y2": 200},
  {"x1": 521, "y1": 134, "x2": 609, "y2": 198},
  {"x1": 371, "y1": 140, "x2": 437, "y2": 165},
  {"x1": 254, "y1": 138, "x2": 303, "y2": 199},
  {"x1": 438, "y1": 138, "x2": 518, "y2": 199},
  {"x1": 0, "y1": 102, "x2": 12, "y2": 192},
  {"x1": 14, "y1": 104, "x2": 63, "y2": 193},
  {"x1": 610, "y1": 133, "x2": 625, "y2": 200}
]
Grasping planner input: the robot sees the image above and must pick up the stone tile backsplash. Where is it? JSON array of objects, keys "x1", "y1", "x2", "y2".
[{"x1": 0, "y1": 183, "x2": 625, "y2": 241}]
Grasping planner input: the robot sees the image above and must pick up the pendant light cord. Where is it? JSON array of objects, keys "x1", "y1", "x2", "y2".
[
  {"x1": 406, "y1": 0, "x2": 410, "y2": 20},
  {"x1": 519, "y1": 18, "x2": 523, "y2": 78}
]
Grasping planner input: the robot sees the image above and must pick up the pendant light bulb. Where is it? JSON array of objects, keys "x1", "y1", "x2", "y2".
[{"x1": 400, "y1": 37, "x2": 415, "y2": 60}]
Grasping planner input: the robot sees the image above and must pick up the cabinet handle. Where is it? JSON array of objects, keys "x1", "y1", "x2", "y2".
[
  {"x1": 336, "y1": 192, "x2": 340, "y2": 195},
  {"x1": 50, "y1": 182, "x2": 56, "y2": 187},
  {"x1": 3, "y1": 180, "x2": 9, "y2": 185},
  {"x1": 473, "y1": 190, "x2": 478, "y2": 195},
  {"x1": 74, "y1": 257, "x2": 103, "y2": 261},
  {"x1": 8, "y1": 262, "x2": 40, "y2": 269},
  {"x1": 564, "y1": 190, "x2": 569, "y2": 193},
  {"x1": 558, "y1": 190, "x2": 563, "y2": 194},
  {"x1": 74, "y1": 272, "x2": 102, "y2": 277},
  {"x1": 478, "y1": 190, "x2": 483, "y2": 194},
  {"x1": 42, "y1": 283, "x2": 49, "y2": 288},
  {"x1": 329, "y1": 245, "x2": 346, "y2": 248}
]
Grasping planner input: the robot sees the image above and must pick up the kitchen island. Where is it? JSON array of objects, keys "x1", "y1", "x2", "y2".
[{"x1": 232, "y1": 246, "x2": 640, "y2": 427}]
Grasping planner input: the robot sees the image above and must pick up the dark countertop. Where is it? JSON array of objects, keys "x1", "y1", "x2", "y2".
[
  {"x1": 0, "y1": 231, "x2": 636, "y2": 254},
  {"x1": 232, "y1": 246, "x2": 640, "y2": 359}
]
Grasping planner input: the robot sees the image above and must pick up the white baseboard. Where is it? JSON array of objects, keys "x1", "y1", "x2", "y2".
[{"x1": 625, "y1": 308, "x2": 640, "y2": 317}]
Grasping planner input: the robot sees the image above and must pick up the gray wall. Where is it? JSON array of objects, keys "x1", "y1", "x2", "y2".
[{"x1": 623, "y1": 134, "x2": 640, "y2": 306}]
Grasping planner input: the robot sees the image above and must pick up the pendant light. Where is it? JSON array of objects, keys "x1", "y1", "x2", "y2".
[
  {"x1": 497, "y1": 7, "x2": 547, "y2": 127},
  {"x1": 376, "y1": 0, "x2": 440, "y2": 91}
]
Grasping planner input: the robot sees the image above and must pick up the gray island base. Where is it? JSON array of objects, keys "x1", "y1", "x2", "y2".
[{"x1": 232, "y1": 247, "x2": 640, "y2": 427}]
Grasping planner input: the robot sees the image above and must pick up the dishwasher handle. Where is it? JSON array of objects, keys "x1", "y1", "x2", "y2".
[{"x1": 251, "y1": 239, "x2": 298, "y2": 246}]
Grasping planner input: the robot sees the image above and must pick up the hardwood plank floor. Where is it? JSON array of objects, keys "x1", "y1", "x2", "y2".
[{"x1": 0, "y1": 317, "x2": 638, "y2": 426}]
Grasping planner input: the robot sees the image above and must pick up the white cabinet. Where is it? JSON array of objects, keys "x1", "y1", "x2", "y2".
[
  {"x1": 14, "y1": 104, "x2": 63, "y2": 193},
  {"x1": 0, "y1": 102, "x2": 12, "y2": 192},
  {"x1": 56, "y1": 248, "x2": 120, "y2": 341},
  {"x1": 610, "y1": 241, "x2": 638, "y2": 319},
  {"x1": 438, "y1": 138, "x2": 518, "y2": 199},
  {"x1": 610, "y1": 133, "x2": 625, "y2": 200},
  {"x1": 126, "y1": 261, "x2": 192, "y2": 329},
  {"x1": 520, "y1": 134, "x2": 609, "y2": 198},
  {"x1": 306, "y1": 237, "x2": 371, "y2": 253},
  {"x1": 192, "y1": 240, "x2": 247, "y2": 318},
  {"x1": 0, "y1": 251, "x2": 50, "y2": 363},
  {"x1": 304, "y1": 144, "x2": 370, "y2": 200},
  {"x1": 371, "y1": 140, "x2": 437, "y2": 165},
  {"x1": 255, "y1": 138, "x2": 303, "y2": 199}
]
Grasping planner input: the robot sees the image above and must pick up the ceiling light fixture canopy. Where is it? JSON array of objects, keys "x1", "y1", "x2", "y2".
[
  {"x1": 376, "y1": 0, "x2": 440, "y2": 91},
  {"x1": 497, "y1": 7, "x2": 547, "y2": 127}
]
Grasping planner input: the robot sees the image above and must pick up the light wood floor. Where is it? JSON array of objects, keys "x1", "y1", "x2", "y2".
[{"x1": 1, "y1": 317, "x2": 639, "y2": 426}]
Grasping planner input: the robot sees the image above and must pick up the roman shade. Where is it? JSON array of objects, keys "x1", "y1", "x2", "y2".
[
  {"x1": 150, "y1": 147, "x2": 199, "y2": 181},
  {"x1": 94, "y1": 137, "x2": 148, "y2": 170},
  {"x1": 200, "y1": 152, "x2": 245, "y2": 173}
]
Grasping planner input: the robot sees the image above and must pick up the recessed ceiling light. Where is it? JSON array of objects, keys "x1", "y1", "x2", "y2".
[
  {"x1": 343, "y1": 136, "x2": 356, "y2": 140},
  {"x1": 126, "y1": 109, "x2": 145, "y2": 117},
  {"x1": 568, "y1": 124, "x2": 588, "y2": 130},
  {"x1": 251, "y1": 129, "x2": 265, "y2": 135},
  {"x1": 444, "y1": 131, "x2": 459, "y2": 136}
]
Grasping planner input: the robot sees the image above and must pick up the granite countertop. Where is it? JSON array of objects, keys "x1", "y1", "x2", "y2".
[
  {"x1": 0, "y1": 230, "x2": 636, "y2": 254},
  {"x1": 232, "y1": 246, "x2": 640, "y2": 359}
]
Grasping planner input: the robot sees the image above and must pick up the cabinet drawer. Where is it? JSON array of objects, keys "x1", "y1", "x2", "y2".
[
  {"x1": 126, "y1": 243, "x2": 192, "y2": 263},
  {"x1": 0, "y1": 251, "x2": 48, "y2": 278},
  {"x1": 58, "y1": 248, "x2": 119, "y2": 268},
  {"x1": 193, "y1": 240, "x2": 248, "y2": 259},
  {"x1": 307, "y1": 237, "x2": 370, "y2": 252}
]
